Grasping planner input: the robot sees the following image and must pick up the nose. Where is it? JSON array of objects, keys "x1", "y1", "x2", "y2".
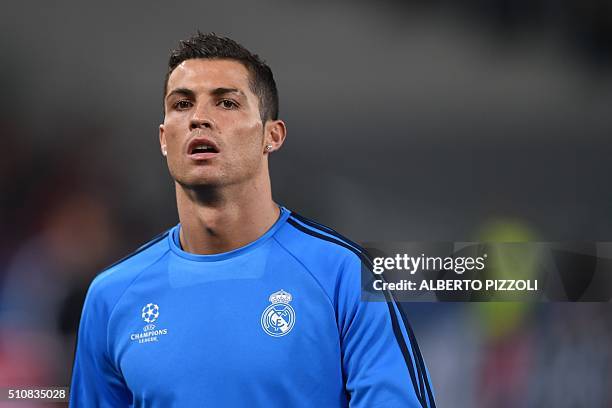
[{"x1": 189, "y1": 103, "x2": 214, "y2": 131}]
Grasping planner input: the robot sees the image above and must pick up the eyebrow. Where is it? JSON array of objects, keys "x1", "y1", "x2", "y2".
[
  {"x1": 166, "y1": 88, "x2": 195, "y2": 101},
  {"x1": 210, "y1": 87, "x2": 245, "y2": 98},
  {"x1": 166, "y1": 87, "x2": 245, "y2": 100}
]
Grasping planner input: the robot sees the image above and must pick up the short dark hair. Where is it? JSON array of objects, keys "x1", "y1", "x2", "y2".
[{"x1": 164, "y1": 32, "x2": 279, "y2": 122}]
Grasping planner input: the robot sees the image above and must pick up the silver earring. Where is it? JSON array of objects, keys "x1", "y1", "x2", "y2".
[
  {"x1": 266, "y1": 144, "x2": 273, "y2": 152},
  {"x1": 162, "y1": 147, "x2": 167, "y2": 156}
]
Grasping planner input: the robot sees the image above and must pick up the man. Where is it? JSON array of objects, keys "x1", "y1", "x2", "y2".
[{"x1": 70, "y1": 32, "x2": 435, "y2": 407}]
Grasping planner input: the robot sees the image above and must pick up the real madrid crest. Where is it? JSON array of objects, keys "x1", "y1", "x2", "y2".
[{"x1": 261, "y1": 289, "x2": 296, "y2": 337}]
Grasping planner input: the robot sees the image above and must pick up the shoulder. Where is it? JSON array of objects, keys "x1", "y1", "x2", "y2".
[
  {"x1": 276, "y1": 210, "x2": 379, "y2": 309},
  {"x1": 85, "y1": 229, "x2": 171, "y2": 308},
  {"x1": 276, "y1": 210, "x2": 370, "y2": 277}
]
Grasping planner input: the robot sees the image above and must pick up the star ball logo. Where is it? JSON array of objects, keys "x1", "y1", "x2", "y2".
[
  {"x1": 261, "y1": 290, "x2": 296, "y2": 337},
  {"x1": 142, "y1": 303, "x2": 160, "y2": 323},
  {"x1": 130, "y1": 302, "x2": 168, "y2": 344}
]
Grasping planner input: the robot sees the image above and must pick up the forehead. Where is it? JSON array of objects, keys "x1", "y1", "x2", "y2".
[{"x1": 166, "y1": 59, "x2": 252, "y2": 96}]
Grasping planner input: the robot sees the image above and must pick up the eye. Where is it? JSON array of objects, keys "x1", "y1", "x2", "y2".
[
  {"x1": 218, "y1": 99, "x2": 238, "y2": 109},
  {"x1": 174, "y1": 100, "x2": 192, "y2": 110}
]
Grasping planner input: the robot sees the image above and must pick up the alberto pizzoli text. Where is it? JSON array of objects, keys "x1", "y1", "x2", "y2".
[{"x1": 373, "y1": 279, "x2": 538, "y2": 292}]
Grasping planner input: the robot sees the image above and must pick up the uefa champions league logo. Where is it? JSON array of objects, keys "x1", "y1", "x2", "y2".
[
  {"x1": 261, "y1": 290, "x2": 296, "y2": 337},
  {"x1": 130, "y1": 303, "x2": 168, "y2": 344},
  {"x1": 142, "y1": 303, "x2": 160, "y2": 323}
]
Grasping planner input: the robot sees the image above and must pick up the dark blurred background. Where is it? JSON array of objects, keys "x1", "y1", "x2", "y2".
[{"x1": 1, "y1": 0, "x2": 611, "y2": 406}]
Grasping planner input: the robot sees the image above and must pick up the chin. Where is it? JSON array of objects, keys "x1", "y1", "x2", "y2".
[
  {"x1": 177, "y1": 177, "x2": 223, "y2": 189},
  {"x1": 172, "y1": 168, "x2": 222, "y2": 187}
]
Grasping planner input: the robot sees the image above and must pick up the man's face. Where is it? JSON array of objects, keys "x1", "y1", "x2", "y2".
[{"x1": 160, "y1": 59, "x2": 268, "y2": 189}]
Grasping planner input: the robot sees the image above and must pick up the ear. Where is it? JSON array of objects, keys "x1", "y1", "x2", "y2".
[
  {"x1": 264, "y1": 120, "x2": 287, "y2": 153},
  {"x1": 159, "y1": 124, "x2": 167, "y2": 157}
]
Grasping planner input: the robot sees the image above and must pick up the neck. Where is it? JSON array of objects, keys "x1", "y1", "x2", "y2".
[{"x1": 175, "y1": 175, "x2": 280, "y2": 255}]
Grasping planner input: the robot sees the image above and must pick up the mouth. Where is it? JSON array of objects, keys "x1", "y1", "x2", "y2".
[{"x1": 187, "y1": 138, "x2": 220, "y2": 160}]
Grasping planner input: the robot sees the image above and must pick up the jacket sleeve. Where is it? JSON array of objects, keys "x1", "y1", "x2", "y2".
[
  {"x1": 337, "y1": 254, "x2": 436, "y2": 408},
  {"x1": 70, "y1": 277, "x2": 132, "y2": 407}
]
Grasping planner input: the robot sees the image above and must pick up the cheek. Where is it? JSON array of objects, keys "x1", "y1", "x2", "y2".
[
  {"x1": 233, "y1": 120, "x2": 264, "y2": 150},
  {"x1": 162, "y1": 124, "x2": 184, "y2": 171},
  {"x1": 162, "y1": 120, "x2": 184, "y2": 148}
]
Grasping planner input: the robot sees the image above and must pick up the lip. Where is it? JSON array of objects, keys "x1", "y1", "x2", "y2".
[
  {"x1": 187, "y1": 136, "x2": 220, "y2": 160},
  {"x1": 189, "y1": 152, "x2": 219, "y2": 160}
]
